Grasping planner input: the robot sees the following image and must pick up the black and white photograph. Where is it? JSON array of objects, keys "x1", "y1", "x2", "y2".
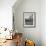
[{"x1": 23, "y1": 12, "x2": 36, "y2": 28}]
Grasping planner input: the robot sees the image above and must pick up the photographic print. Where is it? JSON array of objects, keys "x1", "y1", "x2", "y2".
[
  {"x1": 23, "y1": 12, "x2": 36, "y2": 28},
  {"x1": 13, "y1": 13, "x2": 15, "y2": 31}
]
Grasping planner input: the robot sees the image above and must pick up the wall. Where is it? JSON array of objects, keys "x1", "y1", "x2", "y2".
[
  {"x1": 41, "y1": 0, "x2": 46, "y2": 46},
  {"x1": 0, "y1": 0, "x2": 16, "y2": 30},
  {"x1": 13, "y1": 0, "x2": 41, "y2": 46}
]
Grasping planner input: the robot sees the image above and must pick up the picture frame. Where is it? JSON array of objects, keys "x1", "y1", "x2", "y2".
[
  {"x1": 23, "y1": 12, "x2": 36, "y2": 28},
  {"x1": 13, "y1": 13, "x2": 15, "y2": 31}
]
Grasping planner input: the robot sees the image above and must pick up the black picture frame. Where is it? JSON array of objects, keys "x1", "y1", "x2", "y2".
[{"x1": 23, "y1": 12, "x2": 36, "y2": 28}]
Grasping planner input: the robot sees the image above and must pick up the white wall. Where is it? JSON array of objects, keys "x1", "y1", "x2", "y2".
[
  {"x1": 13, "y1": 0, "x2": 46, "y2": 46},
  {"x1": 13, "y1": 0, "x2": 41, "y2": 46},
  {"x1": 0, "y1": 0, "x2": 16, "y2": 30},
  {"x1": 41, "y1": 0, "x2": 46, "y2": 46}
]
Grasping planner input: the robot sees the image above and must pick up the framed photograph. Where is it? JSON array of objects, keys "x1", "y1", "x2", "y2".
[
  {"x1": 13, "y1": 13, "x2": 15, "y2": 31},
  {"x1": 23, "y1": 12, "x2": 36, "y2": 28}
]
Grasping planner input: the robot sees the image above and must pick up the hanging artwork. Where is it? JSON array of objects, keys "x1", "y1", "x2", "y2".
[
  {"x1": 23, "y1": 12, "x2": 36, "y2": 28},
  {"x1": 13, "y1": 13, "x2": 15, "y2": 31}
]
